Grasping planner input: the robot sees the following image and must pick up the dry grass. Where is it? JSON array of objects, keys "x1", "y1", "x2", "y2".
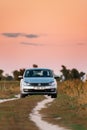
[
  {"x1": 58, "y1": 80, "x2": 86, "y2": 97},
  {"x1": 0, "y1": 95, "x2": 44, "y2": 130},
  {"x1": 40, "y1": 80, "x2": 87, "y2": 130},
  {"x1": 0, "y1": 81, "x2": 20, "y2": 99},
  {"x1": 0, "y1": 81, "x2": 45, "y2": 130},
  {"x1": 1, "y1": 80, "x2": 87, "y2": 130}
]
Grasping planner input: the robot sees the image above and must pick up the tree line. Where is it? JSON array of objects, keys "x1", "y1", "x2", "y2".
[
  {"x1": 0, "y1": 68, "x2": 25, "y2": 81},
  {"x1": 60, "y1": 65, "x2": 85, "y2": 81},
  {"x1": 0, "y1": 65, "x2": 85, "y2": 81}
]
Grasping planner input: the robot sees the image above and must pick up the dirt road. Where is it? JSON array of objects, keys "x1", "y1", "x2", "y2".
[
  {"x1": 30, "y1": 96, "x2": 68, "y2": 130},
  {"x1": 0, "y1": 94, "x2": 20, "y2": 103},
  {"x1": 0, "y1": 95, "x2": 69, "y2": 130}
]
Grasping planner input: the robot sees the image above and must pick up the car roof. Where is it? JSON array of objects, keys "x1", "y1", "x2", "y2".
[{"x1": 25, "y1": 68, "x2": 52, "y2": 71}]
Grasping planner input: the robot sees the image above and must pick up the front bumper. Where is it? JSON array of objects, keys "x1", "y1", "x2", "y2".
[{"x1": 21, "y1": 86, "x2": 57, "y2": 95}]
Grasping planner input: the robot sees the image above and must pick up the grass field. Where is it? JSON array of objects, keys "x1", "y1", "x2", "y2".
[
  {"x1": 0, "y1": 95, "x2": 44, "y2": 130},
  {"x1": 0, "y1": 80, "x2": 87, "y2": 130},
  {"x1": 0, "y1": 81, "x2": 20, "y2": 99},
  {"x1": 40, "y1": 80, "x2": 87, "y2": 130},
  {"x1": 0, "y1": 81, "x2": 45, "y2": 130}
]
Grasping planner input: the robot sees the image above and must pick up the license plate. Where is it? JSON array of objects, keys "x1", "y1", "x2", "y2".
[{"x1": 34, "y1": 87, "x2": 44, "y2": 90}]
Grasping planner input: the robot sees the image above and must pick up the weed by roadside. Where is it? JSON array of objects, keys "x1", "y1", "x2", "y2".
[
  {"x1": 0, "y1": 81, "x2": 20, "y2": 99},
  {"x1": 0, "y1": 95, "x2": 44, "y2": 130},
  {"x1": 40, "y1": 80, "x2": 87, "y2": 130}
]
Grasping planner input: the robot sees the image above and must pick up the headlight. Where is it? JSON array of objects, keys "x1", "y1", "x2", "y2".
[
  {"x1": 49, "y1": 81, "x2": 55, "y2": 86},
  {"x1": 23, "y1": 81, "x2": 30, "y2": 86}
]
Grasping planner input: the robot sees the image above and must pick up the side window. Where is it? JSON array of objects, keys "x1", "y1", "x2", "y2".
[
  {"x1": 24, "y1": 70, "x2": 29, "y2": 77},
  {"x1": 24, "y1": 70, "x2": 33, "y2": 77}
]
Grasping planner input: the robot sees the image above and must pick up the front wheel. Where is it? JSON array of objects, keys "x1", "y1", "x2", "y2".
[
  {"x1": 20, "y1": 93, "x2": 26, "y2": 98},
  {"x1": 51, "y1": 94, "x2": 57, "y2": 98}
]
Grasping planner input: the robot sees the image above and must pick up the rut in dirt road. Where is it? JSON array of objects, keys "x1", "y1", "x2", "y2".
[
  {"x1": 0, "y1": 94, "x2": 20, "y2": 103},
  {"x1": 30, "y1": 96, "x2": 69, "y2": 130}
]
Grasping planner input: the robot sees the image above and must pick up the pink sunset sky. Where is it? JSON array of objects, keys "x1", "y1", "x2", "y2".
[{"x1": 0, "y1": 0, "x2": 87, "y2": 75}]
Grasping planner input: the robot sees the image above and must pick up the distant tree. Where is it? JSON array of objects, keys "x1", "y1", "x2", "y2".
[
  {"x1": 71, "y1": 69, "x2": 85, "y2": 80},
  {"x1": 60, "y1": 65, "x2": 85, "y2": 81},
  {"x1": 0, "y1": 69, "x2": 4, "y2": 80},
  {"x1": 13, "y1": 68, "x2": 25, "y2": 80},
  {"x1": 60, "y1": 65, "x2": 71, "y2": 80},
  {"x1": 19, "y1": 68, "x2": 25, "y2": 76},
  {"x1": 13, "y1": 70, "x2": 20, "y2": 80},
  {"x1": 33, "y1": 64, "x2": 38, "y2": 68},
  {"x1": 5, "y1": 74, "x2": 13, "y2": 81},
  {"x1": 71, "y1": 68, "x2": 80, "y2": 79},
  {"x1": 79, "y1": 72, "x2": 85, "y2": 80}
]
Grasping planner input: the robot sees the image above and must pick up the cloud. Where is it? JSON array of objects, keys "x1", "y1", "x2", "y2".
[
  {"x1": 1, "y1": 32, "x2": 40, "y2": 38},
  {"x1": 2, "y1": 33, "x2": 21, "y2": 38},
  {"x1": 76, "y1": 42, "x2": 86, "y2": 46},
  {"x1": 20, "y1": 42, "x2": 44, "y2": 46},
  {"x1": 23, "y1": 34, "x2": 39, "y2": 38}
]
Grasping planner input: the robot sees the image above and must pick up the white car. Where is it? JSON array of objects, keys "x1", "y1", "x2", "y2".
[{"x1": 20, "y1": 68, "x2": 58, "y2": 98}]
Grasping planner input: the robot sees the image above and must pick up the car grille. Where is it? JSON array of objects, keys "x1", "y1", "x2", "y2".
[
  {"x1": 30, "y1": 83, "x2": 49, "y2": 86},
  {"x1": 28, "y1": 89, "x2": 52, "y2": 92}
]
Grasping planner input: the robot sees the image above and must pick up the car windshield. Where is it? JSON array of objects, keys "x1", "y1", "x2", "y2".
[{"x1": 24, "y1": 69, "x2": 53, "y2": 78}]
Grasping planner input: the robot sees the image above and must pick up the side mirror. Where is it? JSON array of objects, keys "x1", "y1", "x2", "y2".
[
  {"x1": 18, "y1": 75, "x2": 23, "y2": 79},
  {"x1": 54, "y1": 75, "x2": 59, "y2": 80}
]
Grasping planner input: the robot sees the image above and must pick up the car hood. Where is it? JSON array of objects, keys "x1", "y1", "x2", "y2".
[{"x1": 24, "y1": 77, "x2": 54, "y2": 83}]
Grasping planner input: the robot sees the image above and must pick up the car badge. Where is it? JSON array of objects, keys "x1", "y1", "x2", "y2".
[{"x1": 38, "y1": 83, "x2": 41, "y2": 86}]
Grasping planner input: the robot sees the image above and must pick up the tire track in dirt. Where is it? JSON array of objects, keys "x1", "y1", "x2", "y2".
[
  {"x1": 0, "y1": 95, "x2": 69, "y2": 130},
  {"x1": 30, "y1": 96, "x2": 68, "y2": 130},
  {"x1": 0, "y1": 94, "x2": 20, "y2": 103}
]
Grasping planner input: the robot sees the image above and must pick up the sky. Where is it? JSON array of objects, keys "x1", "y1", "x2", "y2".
[{"x1": 0, "y1": 0, "x2": 87, "y2": 75}]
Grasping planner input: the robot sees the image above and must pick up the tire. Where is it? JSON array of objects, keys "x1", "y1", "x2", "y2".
[
  {"x1": 51, "y1": 94, "x2": 57, "y2": 98},
  {"x1": 20, "y1": 93, "x2": 26, "y2": 98}
]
